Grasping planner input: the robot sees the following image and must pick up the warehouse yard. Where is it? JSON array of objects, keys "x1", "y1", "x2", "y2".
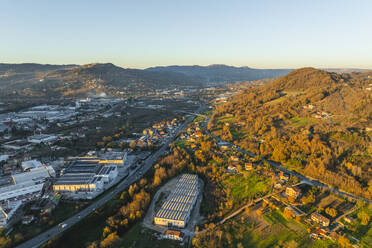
[{"x1": 142, "y1": 174, "x2": 204, "y2": 240}]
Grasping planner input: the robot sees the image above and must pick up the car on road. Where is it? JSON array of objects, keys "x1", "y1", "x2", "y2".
[{"x1": 59, "y1": 223, "x2": 67, "y2": 229}]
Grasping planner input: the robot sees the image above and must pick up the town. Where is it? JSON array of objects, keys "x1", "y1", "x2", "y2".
[
  {"x1": 0, "y1": 86, "x2": 214, "y2": 247},
  {"x1": 0, "y1": 86, "x2": 370, "y2": 248}
]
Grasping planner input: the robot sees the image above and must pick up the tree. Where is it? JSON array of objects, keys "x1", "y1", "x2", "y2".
[
  {"x1": 153, "y1": 174, "x2": 162, "y2": 187},
  {"x1": 283, "y1": 207, "x2": 294, "y2": 219},
  {"x1": 102, "y1": 226, "x2": 111, "y2": 238},
  {"x1": 87, "y1": 241, "x2": 99, "y2": 248},
  {"x1": 129, "y1": 141, "x2": 137, "y2": 149},
  {"x1": 120, "y1": 191, "x2": 128, "y2": 202},
  {"x1": 325, "y1": 207, "x2": 337, "y2": 218},
  {"x1": 357, "y1": 211, "x2": 370, "y2": 225},
  {"x1": 100, "y1": 232, "x2": 120, "y2": 248},
  {"x1": 139, "y1": 178, "x2": 147, "y2": 187},
  {"x1": 338, "y1": 234, "x2": 351, "y2": 248},
  {"x1": 302, "y1": 192, "x2": 315, "y2": 204}
]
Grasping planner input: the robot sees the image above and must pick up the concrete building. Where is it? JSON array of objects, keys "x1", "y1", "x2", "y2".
[{"x1": 154, "y1": 174, "x2": 199, "y2": 228}]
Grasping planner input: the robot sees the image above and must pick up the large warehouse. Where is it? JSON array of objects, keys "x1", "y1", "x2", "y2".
[
  {"x1": 0, "y1": 166, "x2": 54, "y2": 203},
  {"x1": 154, "y1": 174, "x2": 199, "y2": 228},
  {"x1": 53, "y1": 161, "x2": 118, "y2": 192}
]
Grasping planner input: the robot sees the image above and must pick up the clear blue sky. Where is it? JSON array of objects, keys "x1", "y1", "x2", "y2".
[{"x1": 1, "y1": 0, "x2": 372, "y2": 69}]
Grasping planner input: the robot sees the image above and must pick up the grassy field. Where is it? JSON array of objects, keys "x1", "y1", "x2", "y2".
[
  {"x1": 223, "y1": 172, "x2": 272, "y2": 205},
  {"x1": 120, "y1": 224, "x2": 183, "y2": 248},
  {"x1": 193, "y1": 115, "x2": 206, "y2": 122},
  {"x1": 174, "y1": 139, "x2": 189, "y2": 148},
  {"x1": 217, "y1": 116, "x2": 236, "y2": 124},
  {"x1": 290, "y1": 117, "x2": 317, "y2": 127},
  {"x1": 260, "y1": 210, "x2": 335, "y2": 248}
]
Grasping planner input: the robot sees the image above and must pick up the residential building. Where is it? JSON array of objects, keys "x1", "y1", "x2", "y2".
[
  {"x1": 245, "y1": 162, "x2": 254, "y2": 170},
  {"x1": 311, "y1": 212, "x2": 330, "y2": 227},
  {"x1": 286, "y1": 186, "x2": 302, "y2": 199},
  {"x1": 279, "y1": 171, "x2": 289, "y2": 181},
  {"x1": 163, "y1": 229, "x2": 184, "y2": 241}
]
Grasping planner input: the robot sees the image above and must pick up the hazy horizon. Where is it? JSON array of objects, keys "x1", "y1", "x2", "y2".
[{"x1": 2, "y1": 0, "x2": 372, "y2": 69}]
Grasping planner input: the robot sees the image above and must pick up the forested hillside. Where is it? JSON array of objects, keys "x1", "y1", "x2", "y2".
[{"x1": 209, "y1": 68, "x2": 372, "y2": 199}]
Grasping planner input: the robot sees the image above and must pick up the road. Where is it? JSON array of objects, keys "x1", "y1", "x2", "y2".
[
  {"x1": 17, "y1": 104, "x2": 205, "y2": 248},
  {"x1": 203, "y1": 121, "x2": 371, "y2": 205}
]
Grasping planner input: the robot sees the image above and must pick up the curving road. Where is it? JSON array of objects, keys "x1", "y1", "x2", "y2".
[{"x1": 17, "y1": 105, "x2": 205, "y2": 248}]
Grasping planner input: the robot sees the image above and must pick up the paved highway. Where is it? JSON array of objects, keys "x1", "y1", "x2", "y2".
[{"x1": 17, "y1": 105, "x2": 204, "y2": 248}]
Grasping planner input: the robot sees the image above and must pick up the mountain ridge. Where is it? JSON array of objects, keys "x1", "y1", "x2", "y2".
[{"x1": 0, "y1": 63, "x2": 295, "y2": 98}]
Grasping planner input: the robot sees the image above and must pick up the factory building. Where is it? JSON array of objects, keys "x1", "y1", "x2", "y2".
[
  {"x1": 154, "y1": 174, "x2": 199, "y2": 228},
  {"x1": 0, "y1": 166, "x2": 54, "y2": 203},
  {"x1": 66, "y1": 150, "x2": 127, "y2": 167},
  {"x1": 53, "y1": 161, "x2": 118, "y2": 193}
]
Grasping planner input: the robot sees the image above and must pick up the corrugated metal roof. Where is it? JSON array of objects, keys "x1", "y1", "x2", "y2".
[{"x1": 155, "y1": 174, "x2": 199, "y2": 222}]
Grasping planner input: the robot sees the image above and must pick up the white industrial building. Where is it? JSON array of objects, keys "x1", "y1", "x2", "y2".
[
  {"x1": 0, "y1": 201, "x2": 22, "y2": 228},
  {"x1": 154, "y1": 174, "x2": 199, "y2": 228},
  {"x1": 0, "y1": 166, "x2": 54, "y2": 203},
  {"x1": 2, "y1": 139, "x2": 34, "y2": 150},
  {"x1": 53, "y1": 161, "x2": 118, "y2": 193},
  {"x1": 27, "y1": 134, "x2": 58, "y2": 144},
  {"x1": 21, "y1": 159, "x2": 43, "y2": 171}
]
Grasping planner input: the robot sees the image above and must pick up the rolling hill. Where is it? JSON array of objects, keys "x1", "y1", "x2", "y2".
[
  {"x1": 146, "y1": 64, "x2": 291, "y2": 85},
  {"x1": 210, "y1": 67, "x2": 372, "y2": 198},
  {"x1": 0, "y1": 63, "x2": 201, "y2": 98},
  {"x1": 0, "y1": 63, "x2": 295, "y2": 98}
]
